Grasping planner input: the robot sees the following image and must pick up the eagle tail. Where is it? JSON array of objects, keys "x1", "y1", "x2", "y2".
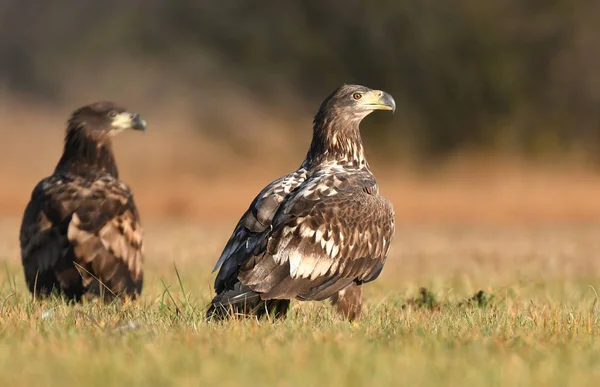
[{"x1": 206, "y1": 282, "x2": 290, "y2": 321}]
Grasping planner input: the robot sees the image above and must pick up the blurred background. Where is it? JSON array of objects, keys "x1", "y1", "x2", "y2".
[{"x1": 1, "y1": 0, "x2": 600, "y2": 224}]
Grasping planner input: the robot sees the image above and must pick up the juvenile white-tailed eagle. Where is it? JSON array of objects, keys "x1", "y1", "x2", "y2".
[
  {"x1": 208, "y1": 85, "x2": 396, "y2": 321},
  {"x1": 19, "y1": 102, "x2": 147, "y2": 301}
]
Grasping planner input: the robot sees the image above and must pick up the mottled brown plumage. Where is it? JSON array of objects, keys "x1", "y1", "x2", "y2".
[
  {"x1": 208, "y1": 85, "x2": 396, "y2": 320},
  {"x1": 19, "y1": 102, "x2": 147, "y2": 301},
  {"x1": 330, "y1": 283, "x2": 363, "y2": 321}
]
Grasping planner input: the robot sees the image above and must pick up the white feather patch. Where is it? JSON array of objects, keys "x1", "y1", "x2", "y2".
[
  {"x1": 331, "y1": 244, "x2": 340, "y2": 259},
  {"x1": 293, "y1": 254, "x2": 320, "y2": 279},
  {"x1": 310, "y1": 258, "x2": 334, "y2": 279},
  {"x1": 320, "y1": 237, "x2": 327, "y2": 250},
  {"x1": 315, "y1": 229, "x2": 324, "y2": 243},
  {"x1": 288, "y1": 251, "x2": 303, "y2": 277},
  {"x1": 300, "y1": 224, "x2": 315, "y2": 239},
  {"x1": 325, "y1": 238, "x2": 336, "y2": 257}
]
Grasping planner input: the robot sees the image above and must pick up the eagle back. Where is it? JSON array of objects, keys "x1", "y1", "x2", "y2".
[{"x1": 212, "y1": 167, "x2": 309, "y2": 292}]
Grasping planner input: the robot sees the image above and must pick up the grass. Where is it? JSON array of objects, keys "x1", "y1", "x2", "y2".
[{"x1": 1, "y1": 219, "x2": 600, "y2": 386}]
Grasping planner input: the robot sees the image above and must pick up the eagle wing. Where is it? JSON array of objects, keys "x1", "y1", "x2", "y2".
[
  {"x1": 238, "y1": 170, "x2": 395, "y2": 301},
  {"x1": 20, "y1": 174, "x2": 144, "y2": 298},
  {"x1": 213, "y1": 168, "x2": 308, "y2": 293}
]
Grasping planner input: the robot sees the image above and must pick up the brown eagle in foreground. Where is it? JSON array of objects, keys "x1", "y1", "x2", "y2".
[
  {"x1": 207, "y1": 85, "x2": 396, "y2": 321},
  {"x1": 19, "y1": 102, "x2": 147, "y2": 301}
]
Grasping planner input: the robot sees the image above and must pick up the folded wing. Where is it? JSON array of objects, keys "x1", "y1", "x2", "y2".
[
  {"x1": 239, "y1": 171, "x2": 395, "y2": 301},
  {"x1": 213, "y1": 168, "x2": 308, "y2": 294},
  {"x1": 20, "y1": 175, "x2": 144, "y2": 299}
]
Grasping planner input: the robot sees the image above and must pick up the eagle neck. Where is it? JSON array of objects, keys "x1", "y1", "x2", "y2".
[
  {"x1": 55, "y1": 126, "x2": 119, "y2": 177},
  {"x1": 304, "y1": 114, "x2": 368, "y2": 171}
]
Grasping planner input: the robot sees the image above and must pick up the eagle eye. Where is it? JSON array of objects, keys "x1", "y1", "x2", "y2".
[
  {"x1": 108, "y1": 110, "x2": 118, "y2": 118},
  {"x1": 352, "y1": 93, "x2": 362, "y2": 100}
]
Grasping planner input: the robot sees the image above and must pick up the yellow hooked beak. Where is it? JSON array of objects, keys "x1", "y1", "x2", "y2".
[{"x1": 359, "y1": 90, "x2": 396, "y2": 113}]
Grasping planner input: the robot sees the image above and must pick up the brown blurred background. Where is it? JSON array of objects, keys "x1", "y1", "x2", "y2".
[{"x1": 2, "y1": 0, "x2": 600, "y2": 225}]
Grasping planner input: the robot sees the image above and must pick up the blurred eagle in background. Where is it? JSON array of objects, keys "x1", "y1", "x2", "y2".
[
  {"x1": 208, "y1": 84, "x2": 396, "y2": 321},
  {"x1": 19, "y1": 102, "x2": 147, "y2": 301}
]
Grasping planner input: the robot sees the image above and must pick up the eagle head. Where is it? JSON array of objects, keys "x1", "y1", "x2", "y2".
[
  {"x1": 67, "y1": 101, "x2": 146, "y2": 140},
  {"x1": 308, "y1": 85, "x2": 396, "y2": 164},
  {"x1": 318, "y1": 84, "x2": 396, "y2": 123}
]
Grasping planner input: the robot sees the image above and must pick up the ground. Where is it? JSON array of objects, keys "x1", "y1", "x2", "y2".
[{"x1": 1, "y1": 218, "x2": 599, "y2": 386}]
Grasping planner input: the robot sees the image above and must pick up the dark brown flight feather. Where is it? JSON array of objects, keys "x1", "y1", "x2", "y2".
[
  {"x1": 19, "y1": 101, "x2": 146, "y2": 301},
  {"x1": 208, "y1": 85, "x2": 396, "y2": 320}
]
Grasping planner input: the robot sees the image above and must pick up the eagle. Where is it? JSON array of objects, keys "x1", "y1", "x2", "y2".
[
  {"x1": 19, "y1": 102, "x2": 147, "y2": 301},
  {"x1": 207, "y1": 85, "x2": 396, "y2": 321}
]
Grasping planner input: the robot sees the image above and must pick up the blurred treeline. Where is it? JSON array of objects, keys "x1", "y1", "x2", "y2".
[{"x1": 1, "y1": 0, "x2": 599, "y2": 159}]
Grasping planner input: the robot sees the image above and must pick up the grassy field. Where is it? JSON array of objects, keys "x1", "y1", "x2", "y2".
[{"x1": 1, "y1": 218, "x2": 599, "y2": 386}]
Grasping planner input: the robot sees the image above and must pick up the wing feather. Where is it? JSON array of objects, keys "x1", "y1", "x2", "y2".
[
  {"x1": 67, "y1": 179, "x2": 144, "y2": 296},
  {"x1": 20, "y1": 173, "x2": 144, "y2": 299},
  {"x1": 213, "y1": 168, "x2": 308, "y2": 292},
  {"x1": 238, "y1": 170, "x2": 395, "y2": 300}
]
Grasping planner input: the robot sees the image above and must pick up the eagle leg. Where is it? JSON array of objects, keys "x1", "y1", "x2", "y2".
[{"x1": 329, "y1": 283, "x2": 363, "y2": 321}]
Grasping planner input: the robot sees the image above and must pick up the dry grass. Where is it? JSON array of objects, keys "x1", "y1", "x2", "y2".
[{"x1": 1, "y1": 219, "x2": 600, "y2": 386}]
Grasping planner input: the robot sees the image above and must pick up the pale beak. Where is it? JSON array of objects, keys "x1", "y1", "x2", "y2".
[
  {"x1": 361, "y1": 90, "x2": 396, "y2": 113},
  {"x1": 112, "y1": 112, "x2": 147, "y2": 132}
]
